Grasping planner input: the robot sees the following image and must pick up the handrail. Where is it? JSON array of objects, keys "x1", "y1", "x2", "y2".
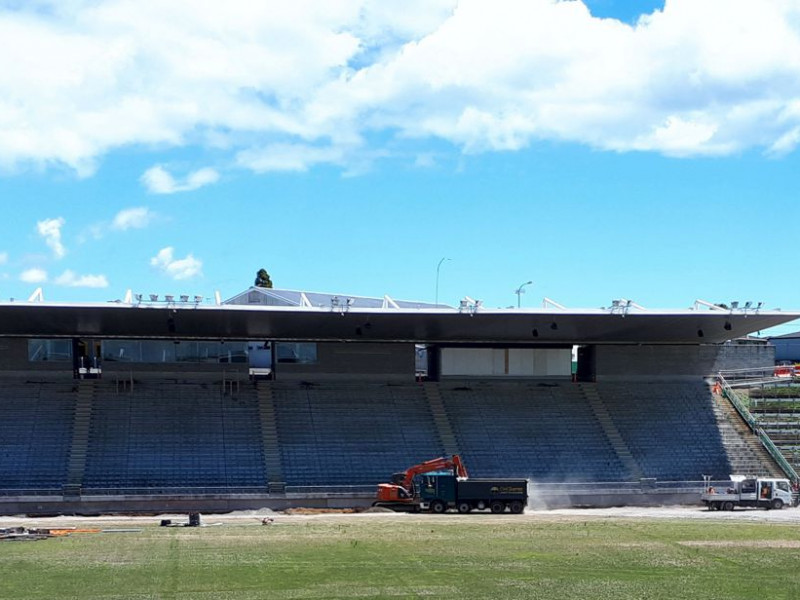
[{"x1": 718, "y1": 374, "x2": 800, "y2": 484}]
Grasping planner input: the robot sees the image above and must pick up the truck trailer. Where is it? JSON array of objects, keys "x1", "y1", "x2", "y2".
[
  {"x1": 373, "y1": 455, "x2": 528, "y2": 513},
  {"x1": 701, "y1": 476, "x2": 794, "y2": 511},
  {"x1": 419, "y1": 473, "x2": 528, "y2": 514}
]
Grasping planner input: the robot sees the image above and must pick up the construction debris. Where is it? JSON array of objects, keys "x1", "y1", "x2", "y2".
[{"x1": 160, "y1": 512, "x2": 203, "y2": 527}]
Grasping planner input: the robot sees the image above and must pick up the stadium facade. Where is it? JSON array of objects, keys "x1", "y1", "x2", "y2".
[{"x1": 1, "y1": 287, "x2": 797, "y2": 514}]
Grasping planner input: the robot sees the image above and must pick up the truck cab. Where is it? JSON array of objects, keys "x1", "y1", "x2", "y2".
[
  {"x1": 418, "y1": 473, "x2": 528, "y2": 514},
  {"x1": 702, "y1": 476, "x2": 794, "y2": 510}
]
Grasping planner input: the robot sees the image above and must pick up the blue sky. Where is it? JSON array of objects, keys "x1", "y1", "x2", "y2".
[{"x1": 0, "y1": 0, "x2": 798, "y2": 335}]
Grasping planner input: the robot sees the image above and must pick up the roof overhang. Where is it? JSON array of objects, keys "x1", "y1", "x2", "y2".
[{"x1": 0, "y1": 302, "x2": 797, "y2": 344}]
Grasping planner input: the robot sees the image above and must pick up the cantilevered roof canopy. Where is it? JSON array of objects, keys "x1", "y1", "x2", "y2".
[{"x1": 0, "y1": 300, "x2": 796, "y2": 344}]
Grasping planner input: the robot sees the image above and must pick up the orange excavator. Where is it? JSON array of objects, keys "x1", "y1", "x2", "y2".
[{"x1": 373, "y1": 455, "x2": 468, "y2": 511}]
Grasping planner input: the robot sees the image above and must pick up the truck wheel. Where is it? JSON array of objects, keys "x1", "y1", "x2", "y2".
[
  {"x1": 723, "y1": 501, "x2": 734, "y2": 511},
  {"x1": 509, "y1": 501, "x2": 524, "y2": 514},
  {"x1": 712, "y1": 502, "x2": 721, "y2": 511},
  {"x1": 457, "y1": 502, "x2": 471, "y2": 514},
  {"x1": 772, "y1": 498, "x2": 784, "y2": 510},
  {"x1": 490, "y1": 501, "x2": 505, "y2": 514},
  {"x1": 430, "y1": 500, "x2": 447, "y2": 514}
]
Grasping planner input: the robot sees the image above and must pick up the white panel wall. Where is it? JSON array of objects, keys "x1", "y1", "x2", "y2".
[{"x1": 441, "y1": 348, "x2": 572, "y2": 377}]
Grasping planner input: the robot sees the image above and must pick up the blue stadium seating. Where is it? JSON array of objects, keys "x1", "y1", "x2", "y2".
[
  {"x1": 272, "y1": 383, "x2": 443, "y2": 486},
  {"x1": 83, "y1": 382, "x2": 266, "y2": 492},
  {"x1": 0, "y1": 377, "x2": 736, "y2": 495},
  {"x1": 0, "y1": 381, "x2": 73, "y2": 492},
  {"x1": 596, "y1": 382, "x2": 731, "y2": 480},
  {"x1": 440, "y1": 382, "x2": 629, "y2": 482}
]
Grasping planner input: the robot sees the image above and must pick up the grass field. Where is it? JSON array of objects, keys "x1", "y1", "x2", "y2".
[{"x1": 2, "y1": 513, "x2": 800, "y2": 599}]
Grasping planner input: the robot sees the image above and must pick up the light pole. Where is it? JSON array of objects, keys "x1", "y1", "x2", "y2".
[
  {"x1": 515, "y1": 280, "x2": 533, "y2": 308},
  {"x1": 435, "y1": 257, "x2": 450, "y2": 307}
]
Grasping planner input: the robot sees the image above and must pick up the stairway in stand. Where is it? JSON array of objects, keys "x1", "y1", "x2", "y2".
[
  {"x1": 423, "y1": 382, "x2": 460, "y2": 458},
  {"x1": 64, "y1": 380, "x2": 95, "y2": 498},
  {"x1": 713, "y1": 389, "x2": 782, "y2": 477},
  {"x1": 581, "y1": 384, "x2": 644, "y2": 480},
  {"x1": 256, "y1": 381, "x2": 286, "y2": 494}
]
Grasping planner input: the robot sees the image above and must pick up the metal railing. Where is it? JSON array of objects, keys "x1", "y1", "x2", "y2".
[{"x1": 717, "y1": 373, "x2": 800, "y2": 484}]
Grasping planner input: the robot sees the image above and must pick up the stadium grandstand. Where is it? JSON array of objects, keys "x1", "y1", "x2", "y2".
[{"x1": 1, "y1": 287, "x2": 798, "y2": 514}]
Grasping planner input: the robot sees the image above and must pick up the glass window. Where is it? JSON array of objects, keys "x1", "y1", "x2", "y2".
[
  {"x1": 102, "y1": 340, "x2": 142, "y2": 362},
  {"x1": 28, "y1": 339, "x2": 72, "y2": 362},
  {"x1": 101, "y1": 339, "x2": 248, "y2": 364},
  {"x1": 777, "y1": 481, "x2": 790, "y2": 492},
  {"x1": 276, "y1": 342, "x2": 317, "y2": 364}
]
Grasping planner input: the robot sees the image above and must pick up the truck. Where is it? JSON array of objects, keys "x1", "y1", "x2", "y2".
[
  {"x1": 701, "y1": 476, "x2": 794, "y2": 511},
  {"x1": 373, "y1": 455, "x2": 528, "y2": 514}
]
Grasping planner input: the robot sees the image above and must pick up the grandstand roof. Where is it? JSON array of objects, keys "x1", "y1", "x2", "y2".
[
  {"x1": 0, "y1": 295, "x2": 797, "y2": 344},
  {"x1": 768, "y1": 330, "x2": 800, "y2": 340},
  {"x1": 225, "y1": 286, "x2": 444, "y2": 309}
]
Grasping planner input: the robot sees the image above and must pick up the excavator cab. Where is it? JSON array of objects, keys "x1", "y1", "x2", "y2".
[
  {"x1": 373, "y1": 455, "x2": 467, "y2": 510},
  {"x1": 376, "y1": 483, "x2": 413, "y2": 503}
]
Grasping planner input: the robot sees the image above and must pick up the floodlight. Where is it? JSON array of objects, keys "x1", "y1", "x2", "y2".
[
  {"x1": 165, "y1": 295, "x2": 174, "y2": 303},
  {"x1": 180, "y1": 295, "x2": 189, "y2": 302},
  {"x1": 731, "y1": 301, "x2": 739, "y2": 309},
  {"x1": 194, "y1": 295, "x2": 204, "y2": 303},
  {"x1": 149, "y1": 294, "x2": 159, "y2": 302},
  {"x1": 744, "y1": 301, "x2": 752, "y2": 309}
]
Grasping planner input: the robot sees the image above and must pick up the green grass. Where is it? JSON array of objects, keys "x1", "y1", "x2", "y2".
[{"x1": 2, "y1": 517, "x2": 800, "y2": 599}]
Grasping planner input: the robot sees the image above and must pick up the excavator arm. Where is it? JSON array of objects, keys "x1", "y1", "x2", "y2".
[{"x1": 375, "y1": 455, "x2": 468, "y2": 508}]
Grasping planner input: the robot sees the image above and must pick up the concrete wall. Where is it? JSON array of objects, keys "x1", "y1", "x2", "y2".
[
  {"x1": 275, "y1": 342, "x2": 415, "y2": 382},
  {"x1": 440, "y1": 347, "x2": 572, "y2": 378},
  {"x1": 595, "y1": 344, "x2": 776, "y2": 381}
]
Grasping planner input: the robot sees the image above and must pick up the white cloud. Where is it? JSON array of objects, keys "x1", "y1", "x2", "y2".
[
  {"x1": 20, "y1": 268, "x2": 47, "y2": 283},
  {"x1": 150, "y1": 246, "x2": 202, "y2": 280},
  {"x1": 141, "y1": 166, "x2": 220, "y2": 194},
  {"x1": 3, "y1": 0, "x2": 800, "y2": 174},
  {"x1": 54, "y1": 269, "x2": 109, "y2": 288},
  {"x1": 0, "y1": 252, "x2": 7, "y2": 265},
  {"x1": 112, "y1": 206, "x2": 154, "y2": 230},
  {"x1": 236, "y1": 144, "x2": 345, "y2": 173},
  {"x1": 36, "y1": 217, "x2": 66, "y2": 258}
]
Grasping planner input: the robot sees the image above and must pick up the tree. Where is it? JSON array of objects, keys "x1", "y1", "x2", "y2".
[{"x1": 255, "y1": 268, "x2": 273, "y2": 288}]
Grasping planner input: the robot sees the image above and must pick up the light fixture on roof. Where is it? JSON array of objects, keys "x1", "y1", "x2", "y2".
[
  {"x1": 731, "y1": 301, "x2": 739, "y2": 309},
  {"x1": 149, "y1": 294, "x2": 159, "y2": 302},
  {"x1": 744, "y1": 301, "x2": 752, "y2": 310},
  {"x1": 134, "y1": 293, "x2": 143, "y2": 303},
  {"x1": 165, "y1": 294, "x2": 174, "y2": 303},
  {"x1": 180, "y1": 295, "x2": 189, "y2": 302},
  {"x1": 756, "y1": 301, "x2": 763, "y2": 310}
]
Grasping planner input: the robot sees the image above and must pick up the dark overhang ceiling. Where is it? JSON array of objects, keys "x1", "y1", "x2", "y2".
[{"x1": 0, "y1": 303, "x2": 796, "y2": 345}]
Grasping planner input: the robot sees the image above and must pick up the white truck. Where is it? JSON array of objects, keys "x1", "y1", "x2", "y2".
[{"x1": 701, "y1": 476, "x2": 794, "y2": 511}]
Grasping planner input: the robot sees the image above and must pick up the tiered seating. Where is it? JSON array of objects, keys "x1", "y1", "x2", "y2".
[
  {"x1": 272, "y1": 383, "x2": 442, "y2": 486},
  {"x1": 0, "y1": 381, "x2": 74, "y2": 492},
  {"x1": 597, "y1": 382, "x2": 731, "y2": 480},
  {"x1": 748, "y1": 388, "x2": 800, "y2": 472},
  {"x1": 83, "y1": 382, "x2": 266, "y2": 492},
  {"x1": 440, "y1": 382, "x2": 628, "y2": 481}
]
